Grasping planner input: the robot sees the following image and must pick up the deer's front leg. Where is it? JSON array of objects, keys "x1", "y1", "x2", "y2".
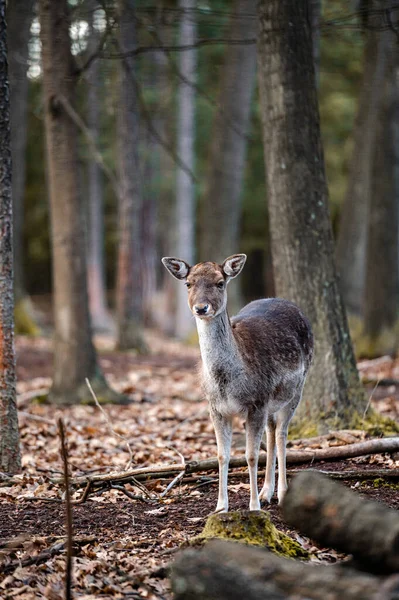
[
  {"x1": 210, "y1": 408, "x2": 233, "y2": 513},
  {"x1": 246, "y1": 409, "x2": 267, "y2": 511}
]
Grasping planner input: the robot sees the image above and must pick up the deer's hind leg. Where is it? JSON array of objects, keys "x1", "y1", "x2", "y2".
[
  {"x1": 259, "y1": 413, "x2": 276, "y2": 504},
  {"x1": 275, "y1": 385, "x2": 303, "y2": 504}
]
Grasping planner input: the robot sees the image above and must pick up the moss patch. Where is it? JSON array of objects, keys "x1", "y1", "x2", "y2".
[
  {"x1": 289, "y1": 406, "x2": 399, "y2": 438},
  {"x1": 191, "y1": 510, "x2": 308, "y2": 559}
]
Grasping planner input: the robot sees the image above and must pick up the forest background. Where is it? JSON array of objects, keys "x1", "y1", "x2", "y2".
[
  {"x1": 13, "y1": 0, "x2": 384, "y2": 342},
  {"x1": 3, "y1": 0, "x2": 399, "y2": 448}
]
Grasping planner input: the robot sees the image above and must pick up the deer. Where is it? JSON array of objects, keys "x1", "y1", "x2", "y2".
[{"x1": 162, "y1": 254, "x2": 313, "y2": 512}]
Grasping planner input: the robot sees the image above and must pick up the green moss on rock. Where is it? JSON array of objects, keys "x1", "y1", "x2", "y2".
[{"x1": 192, "y1": 510, "x2": 308, "y2": 559}]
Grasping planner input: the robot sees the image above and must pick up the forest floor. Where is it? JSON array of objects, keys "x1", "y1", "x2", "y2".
[{"x1": 1, "y1": 331, "x2": 399, "y2": 599}]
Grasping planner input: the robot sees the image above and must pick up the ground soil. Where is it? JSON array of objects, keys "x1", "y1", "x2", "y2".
[{"x1": 1, "y1": 332, "x2": 399, "y2": 599}]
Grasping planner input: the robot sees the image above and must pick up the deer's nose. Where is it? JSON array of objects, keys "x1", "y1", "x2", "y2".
[{"x1": 194, "y1": 303, "x2": 209, "y2": 316}]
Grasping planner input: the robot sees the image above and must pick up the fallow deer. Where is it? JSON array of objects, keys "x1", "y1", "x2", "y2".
[{"x1": 162, "y1": 254, "x2": 313, "y2": 512}]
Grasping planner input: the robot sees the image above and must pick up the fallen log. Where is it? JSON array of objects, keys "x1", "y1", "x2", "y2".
[
  {"x1": 172, "y1": 540, "x2": 399, "y2": 600},
  {"x1": 50, "y1": 436, "x2": 399, "y2": 488},
  {"x1": 282, "y1": 470, "x2": 399, "y2": 573}
]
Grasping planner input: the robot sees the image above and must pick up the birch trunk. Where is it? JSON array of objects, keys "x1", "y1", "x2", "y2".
[
  {"x1": 0, "y1": 0, "x2": 21, "y2": 473},
  {"x1": 174, "y1": 0, "x2": 196, "y2": 339},
  {"x1": 257, "y1": 0, "x2": 365, "y2": 432},
  {"x1": 86, "y1": 2, "x2": 113, "y2": 334}
]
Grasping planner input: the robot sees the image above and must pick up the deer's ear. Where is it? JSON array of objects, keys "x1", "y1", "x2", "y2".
[
  {"x1": 162, "y1": 257, "x2": 190, "y2": 280},
  {"x1": 222, "y1": 254, "x2": 247, "y2": 280}
]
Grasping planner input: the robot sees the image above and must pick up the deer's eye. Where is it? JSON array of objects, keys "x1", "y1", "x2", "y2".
[
  {"x1": 185, "y1": 282, "x2": 191, "y2": 289},
  {"x1": 217, "y1": 281, "x2": 225, "y2": 289}
]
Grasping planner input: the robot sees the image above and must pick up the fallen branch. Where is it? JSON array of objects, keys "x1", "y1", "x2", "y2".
[{"x1": 51, "y1": 437, "x2": 399, "y2": 488}]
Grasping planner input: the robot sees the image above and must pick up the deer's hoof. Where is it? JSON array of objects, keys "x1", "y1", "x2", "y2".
[{"x1": 259, "y1": 486, "x2": 274, "y2": 504}]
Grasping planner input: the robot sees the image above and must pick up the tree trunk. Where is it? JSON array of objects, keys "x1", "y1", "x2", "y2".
[
  {"x1": 336, "y1": 8, "x2": 391, "y2": 315},
  {"x1": 39, "y1": 0, "x2": 118, "y2": 404},
  {"x1": 199, "y1": 0, "x2": 257, "y2": 312},
  {"x1": 7, "y1": 0, "x2": 38, "y2": 335},
  {"x1": 172, "y1": 540, "x2": 397, "y2": 600},
  {"x1": 361, "y1": 49, "x2": 399, "y2": 357},
  {"x1": 0, "y1": 0, "x2": 21, "y2": 473},
  {"x1": 115, "y1": 0, "x2": 147, "y2": 352},
  {"x1": 86, "y1": 1, "x2": 114, "y2": 334},
  {"x1": 174, "y1": 0, "x2": 197, "y2": 340},
  {"x1": 257, "y1": 0, "x2": 365, "y2": 432},
  {"x1": 282, "y1": 470, "x2": 399, "y2": 573}
]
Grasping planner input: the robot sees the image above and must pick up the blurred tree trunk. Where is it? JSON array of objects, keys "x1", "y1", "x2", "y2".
[
  {"x1": 360, "y1": 51, "x2": 399, "y2": 357},
  {"x1": 200, "y1": 0, "x2": 257, "y2": 312},
  {"x1": 0, "y1": 0, "x2": 21, "y2": 472},
  {"x1": 7, "y1": 0, "x2": 38, "y2": 335},
  {"x1": 336, "y1": 6, "x2": 391, "y2": 315},
  {"x1": 115, "y1": 0, "x2": 147, "y2": 352},
  {"x1": 257, "y1": 0, "x2": 365, "y2": 432},
  {"x1": 39, "y1": 0, "x2": 119, "y2": 404},
  {"x1": 86, "y1": 2, "x2": 113, "y2": 334},
  {"x1": 174, "y1": 0, "x2": 196, "y2": 339}
]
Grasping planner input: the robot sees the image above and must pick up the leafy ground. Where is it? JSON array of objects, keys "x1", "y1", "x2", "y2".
[{"x1": 1, "y1": 332, "x2": 399, "y2": 599}]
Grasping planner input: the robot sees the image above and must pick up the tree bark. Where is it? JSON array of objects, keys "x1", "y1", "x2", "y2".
[
  {"x1": 199, "y1": 0, "x2": 257, "y2": 312},
  {"x1": 282, "y1": 470, "x2": 399, "y2": 574},
  {"x1": 39, "y1": 0, "x2": 116, "y2": 404},
  {"x1": 115, "y1": 0, "x2": 147, "y2": 352},
  {"x1": 86, "y1": 1, "x2": 114, "y2": 334},
  {"x1": 336, "y1": 6, "x2": 391, "y2": 315},
  {"x1": 361, "y1": 50, "x2": 399, "y2": 357},
  {"x1": 257, "y1": 0, "x2": 365, "y2": 431},
  {"x1": 7, "y1": 0, "x2": 38, "y2": 334},
  {"x1": 174, "y1": 0, "x2": 197, "y2": 340},
  {"x1": 0, "y1": 0, "x2": 21, "y2": 473},
  {"x1": 172, "y1": 540, "x2": 397, "y2": 600}
]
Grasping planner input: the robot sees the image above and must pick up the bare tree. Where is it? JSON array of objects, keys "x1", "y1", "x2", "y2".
[
  {"x1": 0, "y1": 0, "x2": 21, "y2": 472},
  {"x1": 86, "y1": 1, "x2": 114, "y2": 334},
  {"x1": 336, "y1": 2, "x2": 391, "y2": 315},
  {"x1": 7, "y1": 0, "x2": 38, "y2": 334},
  {"x1": 174, "y1": 0, "x2": 197, "y2": 339},
  {"x1": 115, "y1": 0, "x2": 147, "y2": 352},
  {"x1": 39, "y1": 0, "x2": 119, "y2": 404},
  {"x1": 199, "y1": 0, "x2": 257, "y2": 312},
  {"x1": 257, "y1": 0, "x2": 365, "y2": 432}
]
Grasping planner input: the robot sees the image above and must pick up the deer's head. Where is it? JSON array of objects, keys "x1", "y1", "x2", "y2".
[{"x1": 162, "y1": 254, "x2": 247, "y2": 319}]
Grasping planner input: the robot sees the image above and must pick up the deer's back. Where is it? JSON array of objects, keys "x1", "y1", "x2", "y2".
[{"x1": 231, "y1": 298, "x2": 313, "y2": 373}]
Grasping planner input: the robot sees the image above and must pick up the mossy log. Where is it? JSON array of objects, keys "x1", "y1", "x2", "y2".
[
  {"x1": 172, "y1": 540, "x2": 398, "y2": 600},
  {"x1": 192, "y1": 511, "x2": 307, "y2": 558},
  {"x1": 282, "y1": 470, "x2": 399, "y2": 573}
]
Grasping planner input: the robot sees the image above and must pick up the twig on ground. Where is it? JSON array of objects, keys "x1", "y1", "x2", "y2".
[
  {"x1": 18, "y1": 411, "x2": 55, "y2": 425},
  {"x1": 363, "y1": 377, "x2": 381, "y2": 419},
  {"x1": 85, "y1": 377, "x2": 134, "y2": 470},
  {"x1": 0, "y1": 536, "x2": 96, "y2": 574},
  {"x1": 58, "y1": 418, "x2": 73, "y2": 600},
  {"x1": 160, "y1": 471, "x2": 186, "y2": 498}
]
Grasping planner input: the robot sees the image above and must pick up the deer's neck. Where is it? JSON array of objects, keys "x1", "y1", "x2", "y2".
[{"x1": 196, "y1": 310, "x2": 240, "y2": 378}]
